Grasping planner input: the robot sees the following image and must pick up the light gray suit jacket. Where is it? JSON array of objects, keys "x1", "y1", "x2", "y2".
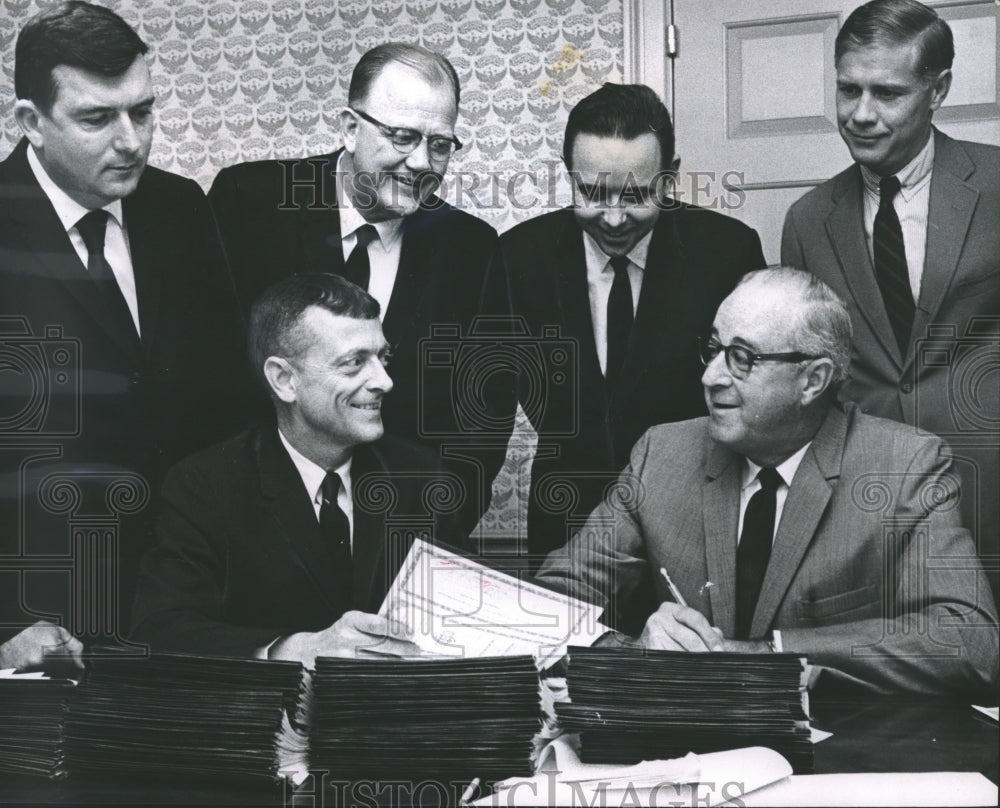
[
  {"x1": 781, "y1": 130, "x2": 999, "y2": 600},
  {"x1": 536, "y1": 404, "x2": 998, "y2": 700}
]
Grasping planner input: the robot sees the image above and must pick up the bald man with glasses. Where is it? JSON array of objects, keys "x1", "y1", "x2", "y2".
[
  {"x1": 536, "y1": 268, "x2": 998, "y2": 700},
  {"x1": 209, "y1": 43, "x2": 515, "y2": 537}
]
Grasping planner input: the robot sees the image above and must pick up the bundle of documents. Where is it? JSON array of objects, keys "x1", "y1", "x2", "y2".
[
  {"x1": 310, "y1": 654, "x2": 540, "y2": 784},
  {"x1": 557, "y1": 646, "x2": 813, "y2": 772},
  {"x1": 62, "y1": 650, "x2": 308, "y2": 784},
  {"x1": 0, "y1": 672, "x2": 75, "y2": 779}
]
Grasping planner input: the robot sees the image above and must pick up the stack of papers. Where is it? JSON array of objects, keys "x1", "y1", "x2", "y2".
[
  {"x1": 62, "y1": 651, "x2": 307, "y2": 784},
  {"x1": 310, "y1": 654, "x2": 540, "y2": 784},
  {"x1": 0, "y1": 671, "x2": 75, "y2": 779},
  {"x1": 557, "y1": 646, "x2": 813, "y2": 772}
]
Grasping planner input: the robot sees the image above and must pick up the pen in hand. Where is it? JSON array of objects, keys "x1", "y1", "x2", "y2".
[{"x1": 659, "y1": 567, "x2": 688, "y2": 607}]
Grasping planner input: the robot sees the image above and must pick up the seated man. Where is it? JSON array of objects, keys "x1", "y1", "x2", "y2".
[
  {"x1": 131, "y1": 274, "x2": 463, "y2": 665},
  {"x1": 537, "y1": 267, "x2": 998, "y2": 699}
]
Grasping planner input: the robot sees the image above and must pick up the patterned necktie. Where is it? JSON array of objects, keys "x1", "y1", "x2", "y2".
[
  {"x1": 320, "y1": 471, "x2": 353, "y2": 604},
  {"x1": 873, "y1": 176, "x2": 914, "y2": 356},
  {"x1": 606, "y1": 255, "x2": 633, "y2": 384},
  {"x1": 343, "y1": 223, "x2": 378, "y2": 291},
  {"x1": 735, "y1": 467, "x2": 783, "y2": 640},
  {"x1": 75, "y1": 210, "x2": 136, "y2": 336}
]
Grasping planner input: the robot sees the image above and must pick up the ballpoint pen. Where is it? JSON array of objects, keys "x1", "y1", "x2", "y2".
[{"x1": 659, "y1": 566, "x2": 688, "y2": 607}]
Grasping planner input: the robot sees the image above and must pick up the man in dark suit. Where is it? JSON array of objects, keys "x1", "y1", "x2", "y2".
[
  {"x1": 132, "y1": 274, "x2": 462, "y2": 664},
  {"x1": 501, "y1": 84, "x2": 765, "y2": 569},
  {"x1": 209, "y1": 43, "x2": 515, "y2": 538},
  {"x1": 0, "y1": 2, "x2": 250, "y2": 646},
  {"x1": 781, "y1": 0, "x2": 999, "y2": 600},
  {"x1": 537, "y1": 268, "x2": 998, "y2": 699}
]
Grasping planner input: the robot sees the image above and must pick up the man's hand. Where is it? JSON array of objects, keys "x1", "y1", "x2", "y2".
[
  {"x1": 0, "y1": 621, "x2": 84, "y2": 672},
  {"x1": 268, "y1": 611, "x2": 422, "y2": 666},
  {"x1": 639, "y1": 602, "x2": 724, "y2": 652}
]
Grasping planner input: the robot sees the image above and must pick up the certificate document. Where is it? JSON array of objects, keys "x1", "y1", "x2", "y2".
[{"x1": 379, "y1": 540, "x2": 608, "y2": 666}]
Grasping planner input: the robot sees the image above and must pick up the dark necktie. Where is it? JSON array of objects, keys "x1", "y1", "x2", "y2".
[
  {"x1": 343, "y1": 223, "x2": 378, "y2": 291},
  {"x1": 873, "y1": 176, "x2": 914, "y2": 356},
  {"x1": 606, "y1": 255, "x2": 633, "y2": 384},
  {"x1": 75, "y1": 210, "x2": 136, "y2": 336},
  {"x1": 735, "y1": 467, "x2": 783, "y2": 640},
  {"x1": 320, "y1": 471, "x2": 353, "y2": 604}
]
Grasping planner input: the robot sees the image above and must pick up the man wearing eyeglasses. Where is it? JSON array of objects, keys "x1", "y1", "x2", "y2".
[
  {"x1": 536, "y1": 268, "x2": 998, "y2": 698},
  {"x1": 500, "y1": 84, "x2": 765, "y2": 573},
  {"x1": 209, "y1": 43, "x2": 514, "y2": 537}
]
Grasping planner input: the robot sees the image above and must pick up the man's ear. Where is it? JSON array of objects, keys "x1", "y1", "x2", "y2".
[
  {"x1": 339, "y1": 107, "x2": 359, "y2": 153},
  {"x1": 800, "y1": 357, "x2": 835, "y2": 406},
  {"x1": 929, "y1": 69, "x2": 952, "y2": 111},
  {"x1": 263, "y1": 356, "x2": 297, "y2": 403},
  {"x1": 14, "y1": 100, "x2": 44, "y2": 148}
]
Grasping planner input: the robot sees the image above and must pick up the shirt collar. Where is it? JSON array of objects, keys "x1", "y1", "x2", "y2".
[
  {"x1": 278, "y1": 429, "x2": 353, "y2": 506},
  {"x1": 741, "y1": 441, "x2": 812, "y2": 492},
  {"x1": 27, "y1": 144, "x2": 124, "y2": 231},
  {"x1": 860, "y1": 131, "x2": 935, "y2": 199},
  {"x1": 582, "y1": 227, "x2": 654, "y2": 273},
  {"x1": 336, "y1": 152, "x2": 404, "y2": 248}
]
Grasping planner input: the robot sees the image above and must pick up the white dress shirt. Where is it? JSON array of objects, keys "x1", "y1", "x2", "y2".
[
  {"x1": 860, "y1": 133, "x2": 934, "y2": 303},
  {"x1": 27, "y1": 145, "x2": 141, "y2": 335},
  {"x1": 336, "y1": 154, "x2": 404, "y2": 319},
  {"x1": 582, "y1": 230, "x2": 652, "y2": 376},
  {"x1": 278, "y1": 429, "x2": 354, "y2": 544},
  {"x1": 737, "y1": 442, "x2": 811, "y2": 545}
]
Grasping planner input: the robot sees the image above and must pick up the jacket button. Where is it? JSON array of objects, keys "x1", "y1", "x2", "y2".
[{"x1": 901, "y1": 383, "x2": 913, "y2": 393}]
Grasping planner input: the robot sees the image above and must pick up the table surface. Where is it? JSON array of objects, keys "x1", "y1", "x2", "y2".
[{"x1": 2, "y1": 698, "x2": 996, "y2": 807}]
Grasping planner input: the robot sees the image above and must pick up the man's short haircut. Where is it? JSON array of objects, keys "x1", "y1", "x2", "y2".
[
  {"x1": 15, "y1": 1, "x2": 149, "y2": 111},
  {"x1": 249, "y1": 273, "x2": 381, "y2": 392},
  {"x1": 348, "y1": 42, "x2": 461, "y2": 110},
  {"x1": 836, "y1": 0, "x2": 954, "y2": 77},
  {"x1": 736, "y1": 267, "x2": 853, "y2": 387},
  {"x1": 563, "y1": 83, "x2": 675, "y2": 172}
]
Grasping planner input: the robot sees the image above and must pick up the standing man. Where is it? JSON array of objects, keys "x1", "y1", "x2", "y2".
[
  {"x1": 502, "y1": 84, "x2": 765, "y2": 570},
  {"x1": 537, "y1": 269, "x2": 998, "y2": 700},
  {"x1": 209, "y1": 43, "x2": 515, "y2": 538},
  {"x1": 132, "y1": 274, "x2": 460, "y2": 665},
  {"x1": 782, "y1": 0, "x2": 999, "y2": 599},
  {"x1": 0, "y1": 2, "x2": 251, "y2": 642}
]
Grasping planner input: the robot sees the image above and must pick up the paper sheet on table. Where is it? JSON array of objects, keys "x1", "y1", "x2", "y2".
[
  {"x1": 473, "y1": 737, "x2": 792, "y2": 806},
  {"x1": 972, "y1": 704, "x2": 999, "y2": 722},
  {"x1": 740, "y1": 771, "x2": 998, "y2": 807},
  {"x1": 379, "y1": 539, "x2": 608, "y2": 666}
]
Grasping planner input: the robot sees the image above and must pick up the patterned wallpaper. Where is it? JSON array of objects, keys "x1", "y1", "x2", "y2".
[{"x1": 0, "y1": 0, "x2": 625, "y2": 234}]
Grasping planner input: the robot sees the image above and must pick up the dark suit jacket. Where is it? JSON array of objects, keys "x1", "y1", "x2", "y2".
[
  {"x1": 209, "y1": 152, "x2": 516, "y2": 533},
  {"x1": 130, "y1": 428, "x2": 465, "y2": 657},
  {"x1": 782, "y1": 130, "x2": 1000, "y2": 599},
  {"x1": 537, "y1": 404, "x2": 999, "y2": 700},
  {"x1": 0, "y1": 139, "x2": 253, "y2": 635},
  {"x1": 501, "y1": 204, "x2": 765, "y2": 561}
]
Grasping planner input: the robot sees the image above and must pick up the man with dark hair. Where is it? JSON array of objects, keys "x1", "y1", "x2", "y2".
[
  {"x1": 0, "y1": 1, "x2": 251, "y2": 648},
  {"x1": 781, "y1": 0, "x2": 1000, "y2": 601},
  {"x1": 501, "y1": 83, "x2": 766, "y2": 572},
  {"x1": 209, "y1": 43, "x2": 514, "y2": 540},
  {"x1": 132, "y1": 274, "x2": 461, "y2": 665},
  {"x1": 537, "y1": 268, "x2": 998, "y2": 700}
]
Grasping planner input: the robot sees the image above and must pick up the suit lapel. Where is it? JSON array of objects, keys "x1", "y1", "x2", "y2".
[
  {"x1": 2, "y1": 141, "x2": 141, "y2": 358},
  {"x1": 122, "y1": 188, "x2": 160, "y2": 357},
  {"x1": 751, "y1": 406, "x2": 847, "y2": 636},
  {"x1": 384, "y1": 207, "x2": 437, "y2": 340},
  {"x1": 702, "y1": 440, "x2": 741, "y2": 638},
  {"x1": 552, "y1": 214, "x2": 605, "y2": 394},
  {"x1": 913, "y1": 131, "x2": 977, "y2": 352},
  {"x1": 256, "y1": 429, "x2": 345, "y2": 614},
  {"x1": 825, "y1": 168, "x2": 903, "y2": 366},
  {"x1": 298, "y1": 151, "x2": 344, "y2": 277}
]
